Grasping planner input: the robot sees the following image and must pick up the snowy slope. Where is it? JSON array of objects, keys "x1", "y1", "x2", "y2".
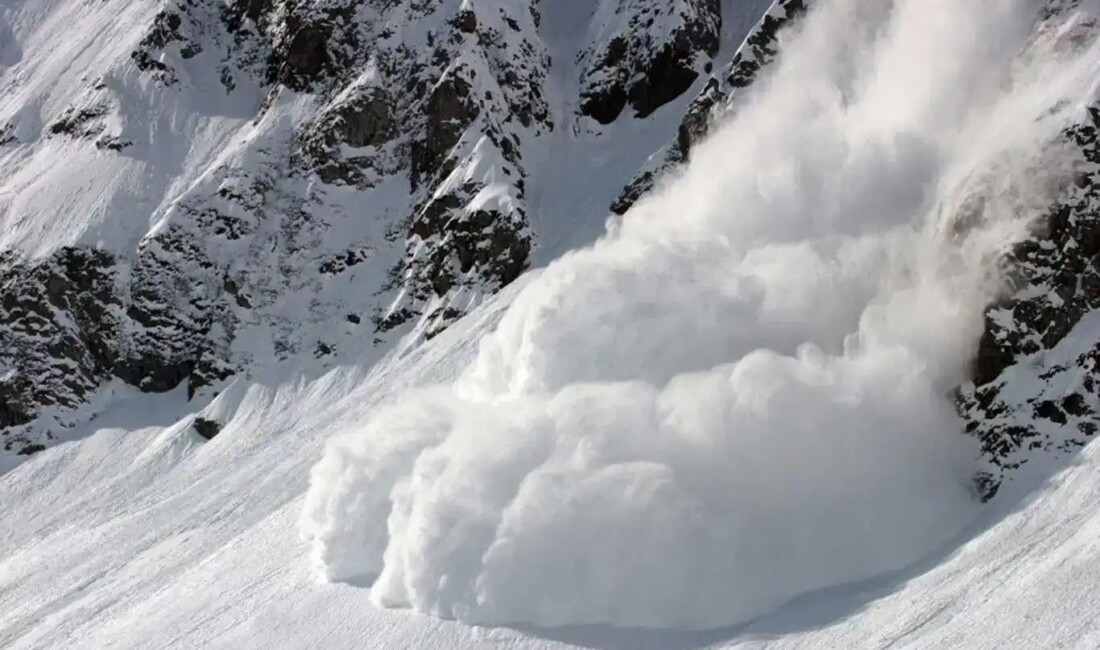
[
  {"x1": 6, "y1": 0, "x2": 1100, "y2": 648},
  {"x1": 4, "y1": 289, "x2": 1100, "y2": 650},
  {"x1": 0, "y1": 0, "x2": 771, "y2": 460}
]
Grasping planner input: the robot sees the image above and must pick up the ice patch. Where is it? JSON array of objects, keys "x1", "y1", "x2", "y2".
[{"x1": 302, "y1": 0, "x2": 1100, "y2": 630}]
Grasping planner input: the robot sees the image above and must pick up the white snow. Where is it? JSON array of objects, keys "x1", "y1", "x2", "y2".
[
  {"x1": 0, "y1": 0, "x2": 267, "y2": 258},
  {"x1": 301, "y1": 0, "x2": 1100, "y2": 630},
  {"x1": 4, "y1": 275, "x2": 1100, "y2": 650},
  {"x1": 4, "y1": 0, "x2": 1100, "y2": 647}
]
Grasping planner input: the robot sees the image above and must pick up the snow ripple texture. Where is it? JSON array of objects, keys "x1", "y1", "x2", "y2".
[{"x1": 302, "y1": 0, "x2": 1100, "y2": 630}]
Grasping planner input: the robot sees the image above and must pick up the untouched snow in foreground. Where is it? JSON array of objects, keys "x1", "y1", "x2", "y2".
[{"x1": 301, "y1": 0, "x2": 1100, "y2": 630}]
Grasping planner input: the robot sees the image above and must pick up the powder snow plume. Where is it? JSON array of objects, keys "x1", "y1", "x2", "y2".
[{"x1": 302, "y1": 0, "x2": 1100, "y2": 630}]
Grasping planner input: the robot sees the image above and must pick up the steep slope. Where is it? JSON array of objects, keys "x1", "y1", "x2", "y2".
[
  {"x1": 0, "y1": 0, "x2": 769, "y2": 459},
  {"x1": 5, "y1": 0, "x2": 1100, "y2": 647},
  {"x1": 612, "y1": 0, "x2": 808, "y2": 213}
]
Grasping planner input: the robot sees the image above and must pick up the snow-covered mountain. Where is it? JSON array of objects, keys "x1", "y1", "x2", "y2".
[
  {"x1": 0, "y1": 0, "x2": 777, "y2": 458},
  {"x1": 4, "y1": 0, "x2": 1100, "y2": 647}
]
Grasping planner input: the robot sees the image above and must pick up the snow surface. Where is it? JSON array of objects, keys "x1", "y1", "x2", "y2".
[
  {"x1": 5, "y1": 277, "x2": 1100, "y2": 650},
  {"x1": 5, "y1": 0, "x2": 1100, "y2": 647},
  {"x1": 0, "y1": 0, "x2": 267, "y2": 258},
  {"x1": 302, "y1": 0, "x2": 1100, "y2": 630}
]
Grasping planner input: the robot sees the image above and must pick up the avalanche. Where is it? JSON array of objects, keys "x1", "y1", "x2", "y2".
[
  {"x1": 302, "y1": 0, "x2": 1100, "y2": 630},
  {"x1": 3, "y1": 0, "x2": 1100, "y2": 648}
]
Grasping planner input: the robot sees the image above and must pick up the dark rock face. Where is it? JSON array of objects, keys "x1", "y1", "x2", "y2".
[
  {"x1": 969, "y1": 115, "x2": 1100, "y2": 387},
  {"x1": 728, "y1": 0, "x2": 805, "y2": 88},
  {"x1": 957, "y1": 107, "x2": 1100, "y2": 499},
  {"x1": 612, "y1": 0, "x2": 808, "y2": 214},
  {"x1": 130, "y1": 0, "x2": 274, "y2": 90},
  {"x1": 0, "y1": 122, "x2": 15, "y2": 146},
  {"x1": 131, "y1": 10, "x2": 192, "y2": 79},
  {"x1": 0, "y1": 238, "x2": 235, "y2": 453},
  {"x1": 269, "y1": 1, "x2": 364, "y2": 92},
  {"x1": 48, "y1": 105, "x2": 108, "y2": 139},
  {"x1": 192, "y1": 417, "x2": 222, "y2": 440},
  {"x1": 277, "y1": 21, "x2": 331, "y2": 89},
  {"x1": 379, "y1": 181, "x2": 532, "y2": 337},
  {"x1": 335, "y1": 93, "x2": 395, "y2": 149},
  {"x1": 0, "y1": 249, "x2": 120, "y2": 441},
  {"x1": 579, "y1": 0, "x2": 722, "y2": 124},
  {"x1": 364, "y1": 2, "x2": 549, "y2": 336},
  {"x1": 47, "y1": 92, "x2": 134, "y2": 152},
  {"x1": 298, "y1": 86, "x2": 399, "y2": 187},
  {"x1": 124, "y1": 226, "x2": 236, "y2": 398},
  {"x1": 411, "y1": 70, "x2": 480, "y2": 191}
]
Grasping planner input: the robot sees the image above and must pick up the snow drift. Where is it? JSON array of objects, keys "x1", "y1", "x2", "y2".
[{"x1": 302, "y1": 0, "x2": 1100, "y2": 630}]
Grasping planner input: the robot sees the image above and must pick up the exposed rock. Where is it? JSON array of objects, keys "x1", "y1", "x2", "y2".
[
  {"x1": 612, "y1": 0, "x2": 808, "y2": 213},
  {"x1": 0, "y1": 230, "x2": 239, "y2": 453},
  {"x1": 131, "y1": 6, "x2": 207, "y2": 85},
  {"x1": 379, "y1": 179, "x2": 532, "y2": 337},
  {"x1": 0, "y1": 122, "x2": 16, "y2": 146},
  {"x1": 0, "y1": 248, "x2": 121, "y2": 451},
  {"x1": 95, "y1": 136, "x2": 133, "y2": 152},
  {"x1": 48, "y1": 105, "x2": 108, "y2": 140},
  {"x1": 319, "y1": 248, "x2": 370, "y2": 276},
  {"x1": 411, "y1": 70, "x2": 480, "y2": 191},
  {"x1": 728, "y1": 0, "x2": 805, "y2": 88},
  {"x1": 275, "y1": 15, "x2": 333, "y2": 90},
  {"x1": 612, "y1": 77, "x2": 725, "y2": 213},
  {"x1": 579, "y1": 0, "x2": 722, "y2": 124},
  {"x1": 958, "y1": 106, "x2": 1100, "y2": 499},
  {"x1": 192, "y1": 417, "x2": 222, "y2": 440}
]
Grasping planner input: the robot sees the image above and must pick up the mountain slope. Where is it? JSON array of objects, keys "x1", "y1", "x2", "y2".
[
  {"x1": 5, "y1": 0, "x2": 1100, "y2": 647},
  {"x1": 0, "y1": 0, "x2": 772, "y2": 459}
]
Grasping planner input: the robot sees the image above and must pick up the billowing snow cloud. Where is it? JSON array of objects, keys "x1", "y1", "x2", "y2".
[{"x1": 302, "y1": 0, "x2": 1100, "y2": 630}]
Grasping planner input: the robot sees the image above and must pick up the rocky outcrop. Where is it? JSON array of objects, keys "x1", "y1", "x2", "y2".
[
  {"x1": 727, "y1": 0, "x2": 805, "y2": 89},
  {"x1": 46, "y1": 82, "x2": 136, "y2": 151},
  {"x1": 0, "y1": 249, "x2": 120, "y2": 454},
  {"x1": 612, "y1": 0, "x2": 807, "y2": 213},
  {"x1": 2, "y1": 0, "x2": 555, "y2": 455},
  {"x1": 578, "y1": 0, "x2": 722, "y2": 124},
  {"x1": 612, "y1": 76, "x2": 727, "y2": 213},
  {"x1": 604, "y1": 0, "x2": 1100, "y2": 501},
  {"x1": 0, "y1": 237, "x2": 235, "y2": 454},
  {"x1": 131, "y1": 9, "x2": 200, "y2": 81},
  {"x1": 958, "y1": 107, "x2": 1100, "y2": 499},
  {"x1": 192, "y1": 417, "x2": 222, "y2": 440}
]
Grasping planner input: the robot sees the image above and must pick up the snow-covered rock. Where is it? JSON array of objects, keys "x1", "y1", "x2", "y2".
[
  {"x1": 577, "y1": 0, "x2": 723, "y2": 124},
  {"x1": 612, "y1": 0, "x2": 807, "y2": 214},
  {"x1": 0, "y1": 0, "x2": 770, "y2": 458},
  {"x1": 959, "y1": 101, "x2": 1100, "y2": 498},
  {"x1": 5, "y1": 0, "x2": 1100, "y2": 645}
]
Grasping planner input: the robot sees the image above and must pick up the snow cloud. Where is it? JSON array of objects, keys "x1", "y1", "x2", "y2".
[{"x1": 302, "y1": 0, "x2": 1100, "y2": 630}]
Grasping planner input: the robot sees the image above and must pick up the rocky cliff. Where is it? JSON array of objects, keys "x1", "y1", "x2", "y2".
[{"x1": 0, "y1": 0, "x2": 769, "y2": 456}]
